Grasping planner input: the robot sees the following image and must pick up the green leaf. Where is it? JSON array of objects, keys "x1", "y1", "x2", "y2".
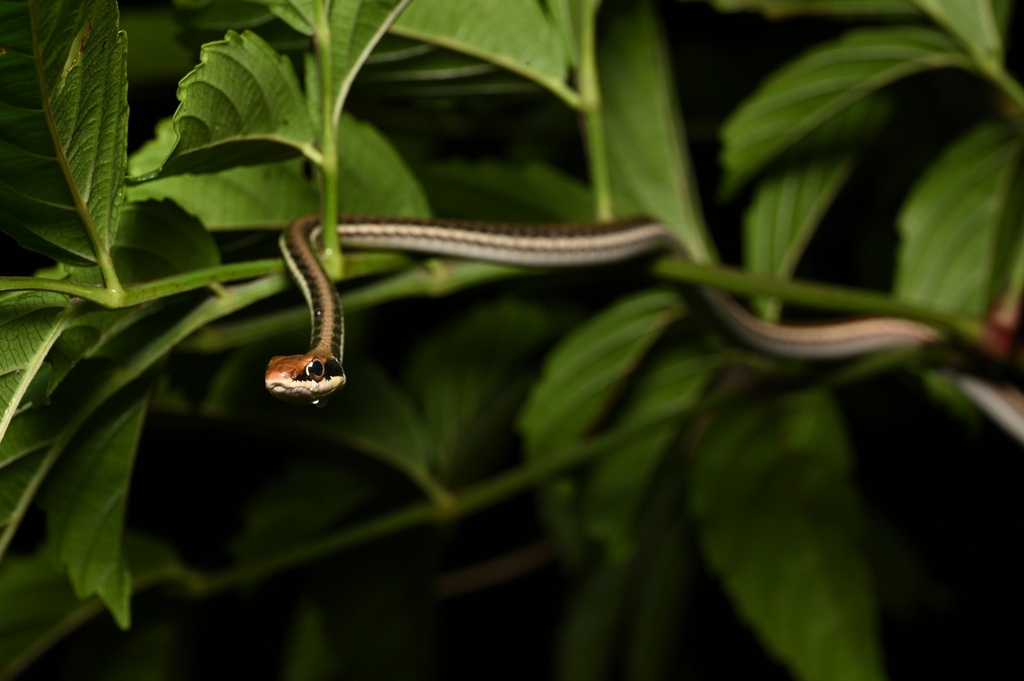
[
  {"x1": 126, "y1": 118, "x2": 318, "y2": 230},
  {"x1": 155, "y1": 30, "x2": 316, "y2": 176},
  {"x1": 418, "y1": 159, "x2": 591, "y2": 223},
  {"x1": 111, "y1": 201, "x2": 221, "y2": 285},
  {"x1": 229, "y1": 460, "x2": 378, "y2": 562},
  {"x1": 862, "y1": 505, "x2": 949, "y2": 621},
  {"x1": 404, "y1": 298, "x2": 567, "y2": 483},
  {"x1": 689, "y1": 391, "x2": 885, "y2": 681},
  {"x1": 274, "y1": 0, "x2": 412, "y2": 120},
  {"x1": 554, "y1": 563, "x2": 629, "y2": 681},
  {"x1": 184, "y1": 0, "x2": 281, "y2": 30},
  {"x1": 203, "y1": 342, "x2": 433, "y2": 478},
  {"x1": 120, "y1": 6, "x2": 195, "y2": 84},
  {"x1": 894, "y1": 121, "x2": 1024, "y2": 315},
  {"x1": 546, "y1": 0, "x2": 580, "y2": 66},
  {"x1": 622, "y1": 459, "x2": 694, "y2": 681},
  {"x1": 911, "y1": 0, "x2": 1003, "y2": 67},
  {"x1": 0, "y1": 0, "x2": 128, "y2": 264},
  {"x1": 581, "y1": 346, "x2": 718, "y2": 561},
  {"x1": 719, "y1": 27, "x2": 970, "y2": 198},
  {"x1": 1, "y1": 292, "x2": 73, "y2": 444},
  {"x1": 327, "y1": 0, "x2": 412, "y2": 118},
  {"x1": 336, "y1": 113, "x2": 431, "y2": 217},
  {"x1": 47, "y1": 304, "x2": 162, "y2": 398},
  {"x1": 39, "y1": 372, "x2": 155, "y2": 629},
  {"x1": 744, "y1": 94, "x2": 891, "y2": 319},
  {"x1": 518, "y1": 289, "x2": 685, "y2": 459},
  {"x1": 391, "y1": 0, "x2": 570, "y2": 96},
  {"x1": 61, "y1": 616, "x2": 181, "y2": 681},
  {"x1": 280, "y1": 599, "x2": 341, "y2": 681},
  {"x1": 0, "y1": 533, "x2": 180, "y2": 681},
  {"x1": 599, "y1": 0, "x2": 712, "y2": 262},
  {"x1": 692, "y1": 0, "x2": 920, "y2": 17},
  {"x1": 0, "y1": 546, "x2": 87, "y2": 680}
]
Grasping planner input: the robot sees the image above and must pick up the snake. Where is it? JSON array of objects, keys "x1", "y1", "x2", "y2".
[{"x1": 264, "y1": 215, "x2": 1024, "y2": 446}]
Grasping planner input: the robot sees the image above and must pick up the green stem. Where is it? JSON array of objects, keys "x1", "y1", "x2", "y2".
[
  {"x1": 178, "y1": 259, "x2": 532, "y2": 353},
  {"x1": 652, "y1": 255, "x2": 984, "y2": 341},
  {"x1": 984, "y1": 63, "x2": 1024, "y2": 115},
  {"x1": 0, "y1": 277, "x2": 120, "y2": 305},
  {"x1": 0, "y1": 253, "x2": 409, "y2": 310},
  {"x1": 314, "y1": 0, "x2": 343, "y2": 280},
  {"x1": 577, "y1": 1, "x2": 613, "y2": 221}
]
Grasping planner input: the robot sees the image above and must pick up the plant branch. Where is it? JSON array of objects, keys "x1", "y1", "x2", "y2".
[
  {"x1": 577, "y1": 1, "x2": 613, "y2": 220},
  {"x1": 651, "y1": 255, "x2": 984, "y2": 341},
  {"x1": 178, "y1": 258, "x2": 533, "y2": 353},
  {"x1": 312, "y1": 0, "x2": 342, "y2": 279}
]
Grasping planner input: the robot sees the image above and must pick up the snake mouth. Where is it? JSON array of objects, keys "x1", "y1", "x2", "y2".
[{"x1": 265, "y1": 354, "x2": 346, "y2": 405}]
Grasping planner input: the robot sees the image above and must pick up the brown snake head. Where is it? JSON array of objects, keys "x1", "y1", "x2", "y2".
[{"x1": 265, "y1": 354, "x2": 346, "y2": 406}]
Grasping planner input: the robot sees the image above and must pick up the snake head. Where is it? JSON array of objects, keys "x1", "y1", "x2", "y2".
[{"x1": 265, "y1": 354, "x2": 346, "y2": 406}]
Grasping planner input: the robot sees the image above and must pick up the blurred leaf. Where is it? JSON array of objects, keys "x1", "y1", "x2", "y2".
[
  {"x1": 111, "y1": 201, "x2": 221, "y2": 285},
  {"x1": 863, "y1": 505, "x2": 950, "y2": 621},
  {"x1": 418, "y1": 159, "x2": 591, "y2": 223},
  {"x1": 120, "y1": 7, "x2": 195, "y2": 84},
  {"x1": 391, "y1": 0, "x2": 569, "y2": 93},
  {"x1": 554, "y1": 563, "x2": 629, "y2": 681},
  {"x1": 991, "y1": 0, "x2": 1013, "y2": 40},
  {"x1": 229, "y1": 461, "x2": 378, "y2": 562},
  {"x1": 911, "y1": 0, "x2": 1003, "y2": 67},
  {"x1": 689, "y1": 391, "x2": 885, "y2": 681},
  {"x1": 357, "y1": 47, "x2": 497, "y2": 82},
  {"x1": 61, "y1": 616, "x2": 183, "y2": 681},
  {"x1": 719, "y1": 27, "x2": 969, "y2": 198},
  {"x1": 127, "y1": 119, "x2": 318, "y2": 230},
  {"x1": 180, "y1": 0, "x2": 279, "y2": 30},
  {"x1": 744, "y1": 94, "x2": 891, "y2": 319},
  {"x1": 0, "y1": 546, "x2": 89, "y2": 681},
  {"x1": 364, "y1": 33, "x2": 436, "y2": 64},
  {"x1": 405, "y1": 299, "x2": 568, "y2": 483},
  {"x1": 0, "y1": 0, "x2": 128, "y2": 264},
  {"x1": 895, "y1": 121, "x2": 1024, "y2": 315},
  {"x1": 280, "y1": 599, "x2": 340, "y2": 681},
  {"x1": 599, "y1": 0, "x2": 712, "y2": 262},
  {"x1": 39, "y1": 372, "x2": 156, "y2": 629},
  {"x1": 154, "y1": 30, "x2": 315, "y2": 176},
  {"x1": 518, "y1": 289, "x2": 685, "y2": 459},
  {"x1": 622, "y1": 448, "x2": 694, "y2": 681},
  {"x1": 581, "y1": 346, "x2": 718, "y2": 561},
  {"x1": 175, "y1": 0, "x2": 310, "y2": 55},
  {"x1": 0, "y1": 293, "x2": 73, "y2": 443},
  {"x1": 919, "y1": 368, "x2": 982, "y2": 432},
  {"x1": 336, "y1": 113, "x2": 431, "y2": 217},
  {"x1": 203, "y1": 342, "x2": 433, "y2": 479},
  {"x1": 0, "y1": 533, "x2": 180, "y2": 681},
  {"x1": 122, "y1": 531, "x2": 180, "y2": 580},
  {"x1": 690, "y1": 0, "x2": 920, "y2": 17},
  {"x1": 304, "y1": 533, "x2": 436, "y2": 681}
]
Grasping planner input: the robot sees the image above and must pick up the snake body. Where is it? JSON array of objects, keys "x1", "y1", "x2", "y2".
[{"x1": 266, "y1": 215, "x2": 942, "y2": 405}]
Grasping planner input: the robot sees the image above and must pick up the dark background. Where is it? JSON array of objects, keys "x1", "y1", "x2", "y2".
[{"x1": 5, "y1": 1, "x2": 1022, "y2": 678}]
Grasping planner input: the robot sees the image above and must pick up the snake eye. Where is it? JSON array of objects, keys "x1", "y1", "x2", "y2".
[{"x1": 307, "y1": 359, "x2": 325, "y2": 380}]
